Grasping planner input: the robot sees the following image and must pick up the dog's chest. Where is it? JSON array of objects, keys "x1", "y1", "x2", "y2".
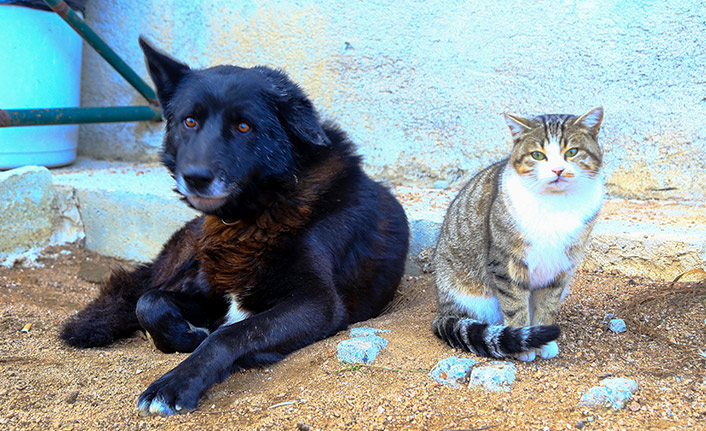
[{"x1": 196, "y1": 219, "x2": 268, "y2": 296}]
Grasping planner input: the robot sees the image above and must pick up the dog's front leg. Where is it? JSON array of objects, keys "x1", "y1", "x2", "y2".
[{"x1": 137, "y1": 295, "x2": 343, "y2": 416}]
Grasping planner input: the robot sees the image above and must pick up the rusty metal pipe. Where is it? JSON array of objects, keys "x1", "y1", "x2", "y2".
[
  {"x1": 41, "y1": 0, "x2": 160, "y2": 107},
  {"x1": 0, "y1": 106, "x2": 162, "y2": 127}
]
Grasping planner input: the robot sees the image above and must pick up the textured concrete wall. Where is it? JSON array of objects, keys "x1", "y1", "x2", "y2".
[{"x1": 79, "y1": 0, "x2": 706, "y2": 201}]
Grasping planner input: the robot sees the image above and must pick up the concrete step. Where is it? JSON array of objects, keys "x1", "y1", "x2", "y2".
[{"x1": 2, "y1": 159, "x2": 704, "y2": 280}]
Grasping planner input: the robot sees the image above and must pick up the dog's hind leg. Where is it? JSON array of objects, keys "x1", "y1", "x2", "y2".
[
  {"x1": 136, "y1": 291, "x2": 228, "y2": 353},
  {"x1": 60, "y1": 265, "x2": 152, "y2": 348}
]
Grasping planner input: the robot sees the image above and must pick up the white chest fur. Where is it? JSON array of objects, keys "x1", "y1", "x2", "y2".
[
  {"x1": 224, "y1": 293, "x2": 250, "y2": 326},
  {"x1": 502, "y1": 168, "x2": 603, "y2": 288}
]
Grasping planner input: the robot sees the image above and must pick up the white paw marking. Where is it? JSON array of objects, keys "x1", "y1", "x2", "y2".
[
  {"x1": 142, "y1": 397, "x2": 176, "y2": 417},
  {"x1": 515, "y1": 350, "x2": 537, "y2": 362},
  {"x1": 540, "y1": 341, "x2": 559, "y2": 359}
]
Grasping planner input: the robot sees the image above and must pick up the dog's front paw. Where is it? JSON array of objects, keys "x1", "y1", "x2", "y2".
[{"x1": 137, "y1": 371, "x2": 202, "y2": 416}]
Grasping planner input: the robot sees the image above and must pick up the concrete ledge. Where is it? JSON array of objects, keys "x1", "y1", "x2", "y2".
[
  {"x1": 587, "y1": 200, "x2": 706, "y2": 280},
  {"x1": 0, "y1": 166, "x2": 54, "y2": 255},
  {"x1": 52, "y1": 159, "x2": 197, "y2": 262},
  {"x1": 3, "y1": 159, "x2": 702, "y2": 281}
]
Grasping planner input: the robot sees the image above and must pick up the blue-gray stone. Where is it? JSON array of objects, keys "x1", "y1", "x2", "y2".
[
  {"x1": 433, "y1": 180, "x2": 449, "y2": 190},
  {"x1": 469, "y1": 361, "x2": 517, "y2": 392},
  {"x1": 337, "y1": 335, "x2": 388, "y2": 364},
  {"x1": 579, "y1": 386, "x2": 611, "y2": 408},
  {"x1": 579, "y1": 377, "x2": 639, "y2": 410},
  {"x1": 408, "y1": 219, "x2": 442, "y2": 257},
  {"x1": 349, "y1": 327, "x2": 391, "y2": 338},
  {"x1": 609, "y1": 318, "x2": 627, "y2": 333},
  {"x1": 428, "y1": 356, "x2": 477, "y2": 387}
]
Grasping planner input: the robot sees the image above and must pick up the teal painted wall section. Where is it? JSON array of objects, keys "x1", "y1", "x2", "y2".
[{"x1": 78, "y1": 0, "x2": 706, "y2": 200}]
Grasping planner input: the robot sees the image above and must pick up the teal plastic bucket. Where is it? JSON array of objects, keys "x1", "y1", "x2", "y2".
[{"x1": 0, "y1": 5, "x2": 83, "y2": 169}]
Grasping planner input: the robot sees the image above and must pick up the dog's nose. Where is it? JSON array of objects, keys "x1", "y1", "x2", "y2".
[{"x1": 182, "y1": 167, "x2": 214, "y2": 193}]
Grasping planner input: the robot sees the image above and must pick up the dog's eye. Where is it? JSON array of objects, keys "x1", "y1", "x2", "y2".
[
  {"x1": 183, "y1": 117, "x2": 197, "y2": 129},
  {"x1": 237, "y1": 122, "x2": 251, "y2": 134}
]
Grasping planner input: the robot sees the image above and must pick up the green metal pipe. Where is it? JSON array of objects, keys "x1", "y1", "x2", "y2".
[
  {"x1": 41, "y1": 0, "x2": 160, "y2": 107},
  {"x1": 0, "y1": 107, "x2": 162, "y2": 127}
]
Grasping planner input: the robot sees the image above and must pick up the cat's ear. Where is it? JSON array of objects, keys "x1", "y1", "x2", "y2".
[
  {"x1": 139, "y1": 36, "x2": 191, "y2": 108},
  {"x1": 504, "y1": 113, "x2": 533, "y2": 140},
  {"x1": 572, "y1": 107, "x2": 603, "y2": 139}
]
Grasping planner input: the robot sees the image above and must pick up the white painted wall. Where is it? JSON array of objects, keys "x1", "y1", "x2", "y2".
[{"x1": 78, "y1": 0, "x2": 706, "y2": 200}]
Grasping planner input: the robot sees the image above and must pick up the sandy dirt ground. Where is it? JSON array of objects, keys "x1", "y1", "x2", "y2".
[{"x1": 1, "y1": 245, "x2": 705, "y2": 430}]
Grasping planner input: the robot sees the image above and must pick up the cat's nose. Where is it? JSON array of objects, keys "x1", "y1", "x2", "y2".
[{"x1": 551, "y1": 167, "x2": 565, "y2": 176}]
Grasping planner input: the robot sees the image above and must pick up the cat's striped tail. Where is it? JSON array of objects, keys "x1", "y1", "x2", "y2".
[{"x1": 432, "y1": 314, "x2": 560, "y2": 358}]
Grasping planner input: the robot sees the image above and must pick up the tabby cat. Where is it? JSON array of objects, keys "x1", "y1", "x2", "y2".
[{"x1": 432, "y1": 107, "x2": 604, "y2": 361}]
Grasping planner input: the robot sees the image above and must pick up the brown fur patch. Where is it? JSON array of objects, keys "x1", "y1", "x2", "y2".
[{"x1": 196, "y1": 154, "x2": 346, "y2": 295}]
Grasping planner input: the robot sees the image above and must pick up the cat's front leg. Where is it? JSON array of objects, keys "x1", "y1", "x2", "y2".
[
  {"x1": 529, "y1": 280, "x2": 568, "y2": 359},
  {"x1": 493, "y1": 277, "x2": 535, "y2": 361}
]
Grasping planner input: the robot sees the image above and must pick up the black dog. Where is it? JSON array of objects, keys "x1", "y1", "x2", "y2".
[{"x1": 60, "y1": 37, "x2": 409, "y2": 416}]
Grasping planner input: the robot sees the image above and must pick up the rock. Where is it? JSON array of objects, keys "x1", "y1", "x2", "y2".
[
  {"x1": 578, "y1": 386, "x2": 611, "y2": 408},
  {"x1": 433, "y1": 180, "x2": 449, "y2": 190},
  {"x1": 349, "y1": 327, "x2": 391, "y2": 338},
  {"x1": 469, "y1": 361, "x2": 517, "y2": 392},
  {"x1": 602, "y1": 313, "x2": 615, "y2": 323},
  {"x1": 579, "y1": 377, "x2": 639, "y2": 410},
  {"x1": 609, "y1": 318, "x2": 627, "y2": 333},
  {"x1": 408, "y1": 219, "x2": 443, "y2": 258},
  {"x1": 0, "y1": 166, "x2": 55, "y2": 261},
  {"x1": 337, "y1": 335, "x2": 388, "y2": 364},
  {"x1": 428, "y1": 356, "x2": 477, "y2": 387}
]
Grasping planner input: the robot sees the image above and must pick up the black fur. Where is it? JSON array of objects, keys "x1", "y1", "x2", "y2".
[
  {"x1": 60, "y1": 37, "x2": 409, "y2": 416},
  {"x1": 432, "y1": 315, "x2": 560, "y2": 358}
]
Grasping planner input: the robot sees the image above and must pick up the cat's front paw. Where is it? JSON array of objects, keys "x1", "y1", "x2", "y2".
[
  {"x1": 137, "y1": 370, "x2": 201, "y2": 416},
  {"x1": 514, "y1": 350, "x2": 537, "y2": 362},
  {"x1": 539, "y1": 341, "x2": 559, "y2": 359}
]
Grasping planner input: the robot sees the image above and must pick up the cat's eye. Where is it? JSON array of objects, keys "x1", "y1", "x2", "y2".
[
  {"x1": 236, "y1": 122, "x2": 251, "y2": 134},
  {"x1": 530, "y1": 151, "x2": 546, "y2": 161},
  {"x1": 183, "y1": 117, "x2": 197, "y2": 129},
  {"x1": 565, "y1": 148, "x2": 579, "y2": 158}
]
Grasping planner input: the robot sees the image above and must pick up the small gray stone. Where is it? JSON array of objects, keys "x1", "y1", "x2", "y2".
[
  {"x1": 602, "y1": 377, "x2": 638, "y2": 409},
  {"x1": 602, "y1": 313, "x2": 615, "y2": 323},
  {"x1": 609, "y1": 318, "x2": 627, "y2": 333},
  {"x1": 428, "y1": 356, "x2": 477, "y2": 387},
  {"x1": 578, "y1": 386, "x2": 611, "y2": 408},
  {"x1": 337, "y1": 335, "x2": 388, "y2": 364},
  {"x1": 579, "y1": 377, "x2": 638, "y2": 410},
  {"x1": 433, "y1": 180, "x2": 449, "y2": 190},
  {"x1": 469, "y1": 361, "x2": 517, "y2": 392},
  {"x1": 349, "y1": 327, "x2": 391, "y2": 338}
]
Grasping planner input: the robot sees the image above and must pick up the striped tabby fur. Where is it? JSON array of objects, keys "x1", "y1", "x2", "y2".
[{"x1": 432, "y1": 107, "x2": 604, "y2": 362}]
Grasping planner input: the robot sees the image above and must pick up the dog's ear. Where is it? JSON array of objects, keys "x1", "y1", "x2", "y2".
[
  {"x1": 139, "y1": 36, "x2": 190, "y2": 108},
  {"x1": 258, "y1": 68, "x2": 331, "y2": 147}
]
